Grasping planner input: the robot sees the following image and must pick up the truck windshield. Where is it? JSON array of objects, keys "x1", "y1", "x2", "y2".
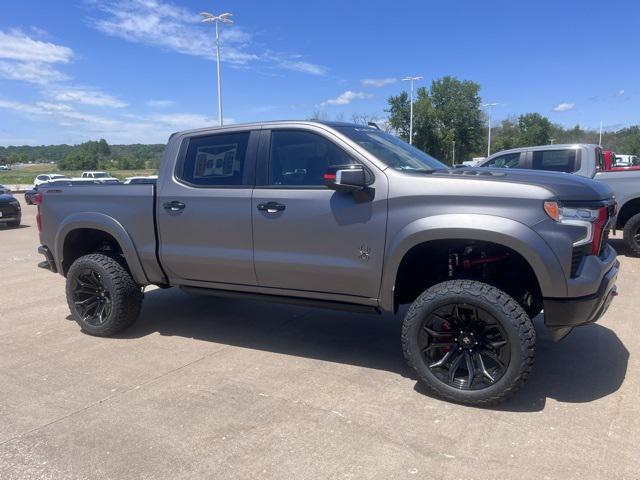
[{"x1": 335, "y1": 126, "x2": 448, "y2": 171}]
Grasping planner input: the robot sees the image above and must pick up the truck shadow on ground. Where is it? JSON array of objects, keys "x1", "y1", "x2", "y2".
[
  {"x1": 608, "y1": 238, "x2": 639, "y2": 258},
  {"x1": 120, "y1": 287, "x2": 628, "y2": 413}
]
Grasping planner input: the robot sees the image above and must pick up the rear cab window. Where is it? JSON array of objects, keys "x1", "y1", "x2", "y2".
[
  {"x1": 176, "y1": 131, "x2": 253, "y2": 187},
  {"x1": 531, "y1": 149, "x2": 580, "y2": 173}
]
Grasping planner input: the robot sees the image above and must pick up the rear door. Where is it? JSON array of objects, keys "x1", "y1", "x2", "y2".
[
  {"x1": 157, "y1": 128, "x2": 259, "y2": 285},
  {"x1": 251, "y1": 126, "x2": 388, "y2": 299}
]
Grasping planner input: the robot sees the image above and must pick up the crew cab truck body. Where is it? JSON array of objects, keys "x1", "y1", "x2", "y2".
[
  {"x1": 479, "y1": 144, "x2": 640, "y2": 255},
  {"x1": 36, "y1": 121, "x2": 619, "y2": 406}
]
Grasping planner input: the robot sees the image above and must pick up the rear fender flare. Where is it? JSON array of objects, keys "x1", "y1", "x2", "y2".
[{"x1": 54, "y1": 212, "x2": 149, "y2": 285}]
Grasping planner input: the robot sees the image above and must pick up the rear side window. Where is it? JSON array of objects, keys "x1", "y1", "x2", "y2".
[
  {"x1": 532, "y1": 149, "x2": 578, "y2": 173},
  {"x1": 269, "y1": 130, "x2": 355, "y2": 186},
  {"x1": 482, "y1": 152, "x2": 522, "y2": 168},
  {"x1": 178, "y1": 132, "x2": 250, "y2": 186}
]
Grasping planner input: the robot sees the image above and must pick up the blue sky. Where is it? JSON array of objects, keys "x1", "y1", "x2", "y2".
[{"x1": 0, "y1": 0, "x2": 638, "y2": 145}]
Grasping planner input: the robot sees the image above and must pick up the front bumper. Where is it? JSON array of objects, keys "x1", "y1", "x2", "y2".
[{"x1": 543, "y1": 259, "x2": 619, "y2": 341}]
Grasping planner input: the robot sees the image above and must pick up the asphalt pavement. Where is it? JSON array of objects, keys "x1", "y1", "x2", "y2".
[{"x1": 1, "y1": 197, "x2": 638, "y2": 479}]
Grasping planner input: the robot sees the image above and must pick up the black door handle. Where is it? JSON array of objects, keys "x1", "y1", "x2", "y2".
[
  {"x1": 163, "y1": 201, "x2": 186, "y2": 212},
  {"x1": 257, "y1": 201, "x2": 286, "y2": 213}
]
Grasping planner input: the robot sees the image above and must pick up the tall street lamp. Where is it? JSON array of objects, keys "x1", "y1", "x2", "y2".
[
  {"x1": 402, "y1": 75, "x2": 423, "y2": 145},
  {"x1": 200, "y1": 11, "x2": 234, "y2": 126},
  {"x1": 483, "y1": 102, "x2": 499, "y2": 157}
]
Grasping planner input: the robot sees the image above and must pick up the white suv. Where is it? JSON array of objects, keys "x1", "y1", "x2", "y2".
[
  {"x1": 81, "y1": 171, "x2": 112, "y2": 179},
  {"x1": 34, "y1": 174, "x2": 70, "y2": 187}
]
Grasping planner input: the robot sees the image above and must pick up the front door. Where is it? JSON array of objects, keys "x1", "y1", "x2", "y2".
[
  {"x1": 252, "y1": 128, "x2": 388, "y2": 299},
  {"x1": 157, "y1": 129, "x2": 259, "y2": 286}
]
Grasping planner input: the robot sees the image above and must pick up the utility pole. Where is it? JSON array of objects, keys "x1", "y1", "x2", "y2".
[
  {"x1": 452, "y1": 139, "x2": 456, "y2": 165},
  {"x1": 483, "y1": 102, "x2": 499, "y2": 156},
  {"x1": 200, "y1": 11, "x2": 234, "y2": 126},
  {"x1": 599, "y1": 121, "x2": 603, "y2": 145},
  {"x1": 402, "y1": 76, "x2": 423, "y2": 144}
]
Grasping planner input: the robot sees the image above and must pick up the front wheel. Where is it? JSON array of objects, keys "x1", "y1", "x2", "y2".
[
  {"x1": 623, "y1": 212, "x2": 640, "y2": 256},
  {"x1": 66, "y1": 253, "x2": 143, "y2": 336},
  {"x1": 402, "y1": 280, "x2": 535, "y2": 406}
]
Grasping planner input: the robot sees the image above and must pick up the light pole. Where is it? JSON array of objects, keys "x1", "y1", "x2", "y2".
[
  {"x1": 483, "y1": 102, "x2": 499, "y2": 156},
  {"x1": 402, "y1": 75, "x2": 423, "y2": 144},
  {"x1": 200, "y1": 11, "x2": 234, "y2": 126},
  {"x1": 599, "y1": 120, "x2": 603, "y2": 145}
]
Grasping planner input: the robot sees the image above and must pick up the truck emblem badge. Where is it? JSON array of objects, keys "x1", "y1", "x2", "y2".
[{"x1": 358, "y1": 244, "x2": 371, "y2": 261}]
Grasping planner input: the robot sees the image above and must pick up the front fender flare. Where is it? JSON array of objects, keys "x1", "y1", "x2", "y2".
[
  {"x1": 54, "y1": 212, "x2": 149, "y2": 285},
  {"x1": 379, "y1": 214, "x2": 566, "y2": 312}
]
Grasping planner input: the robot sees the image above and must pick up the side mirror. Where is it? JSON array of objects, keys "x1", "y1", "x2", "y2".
[{"x1": 324, "y1": 164, "x2": 367, "y2": 192}]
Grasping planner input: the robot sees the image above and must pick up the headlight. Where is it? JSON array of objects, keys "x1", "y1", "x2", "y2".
[
  {"x1": 10, "y1": 200, "x2": 20, "y2": 209},
  {"x1": 544, "y1": 201, "x2": 609, "y2": 254}
]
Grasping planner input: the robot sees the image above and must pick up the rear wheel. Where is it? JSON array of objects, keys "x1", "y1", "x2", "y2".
[
  {"x1": 402, "y1": 280, "x2": 535, "y2": 406},
  {"x1": 66, "y1": 253, "x2": 143, "y2": 336},
  {"x1": 623, "y1": 212, "x2": 640, "y2": 256}
]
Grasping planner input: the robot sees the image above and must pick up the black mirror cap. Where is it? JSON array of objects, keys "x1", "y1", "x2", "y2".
[{"x1": 324, "y1": 164, "x2": 367, "y2": 191}]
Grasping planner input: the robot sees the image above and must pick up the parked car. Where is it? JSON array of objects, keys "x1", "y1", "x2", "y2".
[
  {"x1": 478, "y1": 144, "x2": 640, "y2": 254},
  {"x1": 36, "y1": 121, "x2": 619, "y2": 406},
  {"x1": 0, "y1": 191, "x2": 21, "y2": 227},
  {"x1": 0, "y1": 165, "x2": 11, "y2": 171},
  {"x1": 0, "y1": 184, "x2": 11, "y2": 195},
  {"x1": 598, "y1": 150, "x2": 640, "y2": 172},
  {"x1": 80, "y1": 171, "x2": 112, "y2": 179},
  {"x1": 34, "y1": 174, "x2": 70, "y2": 187},
  {"x1": 24, "y1": 184, "x2": 40, "y2": 205},
  {"x1": 613, "y1": 154, "x2": 639, "y2": 166},
  {"x1": 124, "y1": 176, "x2": 158, "y2": 184}
]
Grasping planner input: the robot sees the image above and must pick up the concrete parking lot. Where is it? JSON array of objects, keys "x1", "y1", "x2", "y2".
[{"x1": 1, "y1": 197, "x2": 638, "y2": 480}]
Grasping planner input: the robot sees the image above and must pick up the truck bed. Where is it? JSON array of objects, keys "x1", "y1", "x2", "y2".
[{"x1": 38, "y1": 184, "x2": 165, "y2": 284}]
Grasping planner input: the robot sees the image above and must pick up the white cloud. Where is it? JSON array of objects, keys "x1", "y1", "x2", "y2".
[
  {"x1": 321, "y1": 91, "x2": 373, "y2": 106},
  {"x1": 0, "y1": 29, "x2": 72, "y2": 63},
  {"x1": 361, "y1": 77, "x2": 397, "y2": 88},
  {"x1": 50, "y1": 87, "x2": 127, "y2": 108},
  {"x1": 147, "y1": 99, "x2": 175, "y2": 109},
  {"x1": 0, "y1": 29, "x2": 72, "y2": 84},
  {"x1": 88, "y1": 0, "x2": 326, "y2": 74},
  {"x1": 553, "y1": 102, "x2": 575, "y2": 112},
  {"x1": 0, "y1": 98, "x2": 221, "y2": 144},
  {"x1": 617, "y1": 89, "x2": 625, "y2": 97},
  {"x1": 0, "y1": 59, "x2": 68, "y2": 84}
]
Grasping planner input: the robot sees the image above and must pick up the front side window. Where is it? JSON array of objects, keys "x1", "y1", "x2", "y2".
[
  {"x1": 532, "y1": 149, "x2": 578, "y2": 173},
  {"x1": 178, "y1": 132, "x2": 250, "y2": 186},
  {"x1": 482, "y1": 152, "x2": 522, "y2": 168},
  {"x1": 269, "y1": 130, "x2": 355, "y2": 186}
]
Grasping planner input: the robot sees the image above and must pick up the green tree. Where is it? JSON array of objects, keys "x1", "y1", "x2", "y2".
[
  {"x1": 518, "y1": 113, "x2": 552, "y2": 146},
  {"x1": 386, "y1": 76, "x2": 483, "y2": 164}
]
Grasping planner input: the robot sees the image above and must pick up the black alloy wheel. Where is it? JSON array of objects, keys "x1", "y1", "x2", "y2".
[
  {"x1": 71, "y1": 269, "x2": 113, "y2": 326},
  {"x1": 419, "y1": 303, "x2": 510, "y2": 390}
]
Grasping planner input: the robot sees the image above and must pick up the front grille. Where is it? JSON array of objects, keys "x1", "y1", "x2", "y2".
[{"x1": 0, "y1": 203, "x2": 18, "y2": 217}]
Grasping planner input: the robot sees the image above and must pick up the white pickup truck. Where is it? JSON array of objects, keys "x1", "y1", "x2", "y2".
[{"x1": 479, "y1": 144, "x2": 640, "y2": 254}]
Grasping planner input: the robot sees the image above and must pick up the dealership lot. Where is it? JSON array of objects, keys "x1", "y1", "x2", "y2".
[{"x1": 1, "y1": 198, "x2": 638, "y2": 479}]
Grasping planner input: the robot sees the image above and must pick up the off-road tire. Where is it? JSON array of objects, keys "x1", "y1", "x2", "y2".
[
  {"x1": 402, "y1": 280, "x2": 535, "y2": 406},
  {"x1": 623, "y1": 212, "x2": 640, "y2": 256},
  {"x1": 66, "y1": 253, "x2": 143, "y2": 336}
]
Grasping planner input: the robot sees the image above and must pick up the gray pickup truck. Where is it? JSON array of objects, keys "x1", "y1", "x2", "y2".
[
  {"x1": 36, "y1": 121, "x2": 619, "y2": 406},
  {"x1": 479, "y1": 144, "x2": 640, "y2": 254}
]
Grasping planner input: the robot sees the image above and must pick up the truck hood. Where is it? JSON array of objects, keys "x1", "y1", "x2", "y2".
[{"x1": 439, "y1": 168, "x2": 614, "y2": 202}]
